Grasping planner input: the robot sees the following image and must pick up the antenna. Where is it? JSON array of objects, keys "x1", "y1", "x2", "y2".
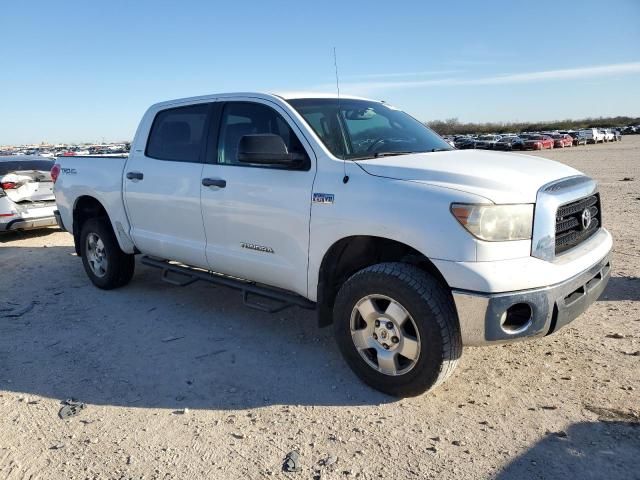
[
  {"x1": 333, "y1": 46, "x2": 341, "y2": 99},
  {"x1": 333, "y1": 47, "x2": 349, "y2": 184}
]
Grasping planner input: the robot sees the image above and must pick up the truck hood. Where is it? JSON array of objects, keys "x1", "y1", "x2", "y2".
[{"x1": 355, "y1": 150, "x2": 582, "y2": 203}]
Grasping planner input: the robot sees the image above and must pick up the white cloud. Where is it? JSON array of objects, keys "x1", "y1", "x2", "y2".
[
  {"x1": 317, "y1": 62, "x2": 640, "y2": 95},
  {"x1": 460, "y1": 62, "x2": 640, "y2": 85},
  {"x1": 342, "y1": 69, "x2": 461, "y2": 80}
]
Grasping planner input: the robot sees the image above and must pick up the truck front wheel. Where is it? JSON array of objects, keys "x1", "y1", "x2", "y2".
[
  {"x1": 333, "y1": 263, "x2": 462, "y2": 397},
  {"x1": 80, "y1": 218, "x2": 135, "y2": 289}
]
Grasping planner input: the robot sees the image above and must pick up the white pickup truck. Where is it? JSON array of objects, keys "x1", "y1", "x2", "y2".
[{"x1": 52, "y1": 93, "x2": 612, "y2": 396}]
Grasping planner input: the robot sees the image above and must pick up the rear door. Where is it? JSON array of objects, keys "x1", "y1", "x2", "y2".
[
  {"x1": 200, "y1": 99, "x2": 316, "y2": 297},
  {"x1": 123, "y1": 102, "x2": 211, "y2": 268}
]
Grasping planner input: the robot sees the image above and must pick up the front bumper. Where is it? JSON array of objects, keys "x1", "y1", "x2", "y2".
[{"x1": 453, "y1": 253, "x2": 611, "y2": 346}]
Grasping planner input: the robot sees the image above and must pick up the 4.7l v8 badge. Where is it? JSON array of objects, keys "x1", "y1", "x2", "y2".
[{"x1": 313, "y1": 193, "x2": 334, "y2": 204}]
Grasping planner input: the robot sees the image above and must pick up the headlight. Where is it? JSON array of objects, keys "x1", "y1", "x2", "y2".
[{"x1": 451, "y1": 203, "x2": 534, "y2": 241}]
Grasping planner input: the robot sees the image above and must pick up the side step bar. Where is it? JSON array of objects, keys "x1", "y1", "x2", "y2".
[{"x1": 140, "y1": 256, "x2": 316, "y2": 314}]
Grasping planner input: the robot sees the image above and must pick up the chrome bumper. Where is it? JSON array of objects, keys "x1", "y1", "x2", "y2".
[
  {"x1": 0, "y1": 215, "x2": 58, "y2": 232},
  {"x1": 452, "y1": 253, "x2": 611, "y2": 346}
]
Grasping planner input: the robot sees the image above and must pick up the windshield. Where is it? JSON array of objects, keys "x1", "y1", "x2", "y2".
[{"x1": 287, "y1": 98, "x2": 452, "y2": 159}]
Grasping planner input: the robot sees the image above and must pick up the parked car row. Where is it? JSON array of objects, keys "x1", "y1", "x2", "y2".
[{"x1": 449, "y1": 126, "x2": 628, "y2": 151}]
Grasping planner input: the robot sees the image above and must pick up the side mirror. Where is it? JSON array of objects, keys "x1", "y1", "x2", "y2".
[{"x1": 237, "y1": 134, "x2": 306, "y2": 165}]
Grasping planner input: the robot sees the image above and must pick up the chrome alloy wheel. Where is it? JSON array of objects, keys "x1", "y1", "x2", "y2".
[
  {"x1": 350, "y1": 294, "x2": 421, "y2": 376},
  {"x1": 86, "y1": 232, "x2": 108, "y2": 278}
]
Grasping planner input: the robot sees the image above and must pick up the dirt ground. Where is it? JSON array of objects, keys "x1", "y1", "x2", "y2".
[{"x1": 1, "y1": 138, "x2": 639, "y2": 480}]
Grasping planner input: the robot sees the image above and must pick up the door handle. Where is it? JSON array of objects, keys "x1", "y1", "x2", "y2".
[
  {"x1": 202, "y1": 178, "x2": 226, "y2": 188},
  {"x1": 126, "y1": 171, "x2": 144, "y2": 180}
]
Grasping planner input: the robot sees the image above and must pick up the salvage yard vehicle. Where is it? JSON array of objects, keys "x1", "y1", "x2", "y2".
[
  {"x1": 454, "y1": 136, "x2": 476, "y2": 149},
  {"x1": 550, "y1": 133, "x2": 573, "y2": 148},
  {"x1": 569, "y1": 131, "x2": 588, "y2": 146},
  {"x1": 522, "y1": 134, "x2": 554, "y2": 150},
  {"x1": 600, "y1": 129, "x2": 615, "y2": 142},
  {"x1": 0, "y1": 156, "x2": 58, "y2": 232},
  {"x1": 581, "y1": 128, "x2": 605, "y2": 144},
  {"x1": 474, "y1": 134, "x2": 501, "y2": 149},
  {"x1": 493, "y1": 136, "x2": 523, "y2": 151},
  {"x1": 52, "y1": 93, "x2": 613, "y2": 397}
]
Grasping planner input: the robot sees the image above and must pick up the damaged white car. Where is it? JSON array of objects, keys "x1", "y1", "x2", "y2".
[{"x1": 0, "y1": 156, "x2": 58, "y2": 233}]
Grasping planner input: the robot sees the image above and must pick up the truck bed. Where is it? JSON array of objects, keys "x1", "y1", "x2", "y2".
[{"x1": 53, "y1": 155, "x2": 134, "y2": 252}]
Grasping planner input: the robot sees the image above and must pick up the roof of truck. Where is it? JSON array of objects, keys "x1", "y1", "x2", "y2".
[
  {"x1": 148, "y1": 92, "x2": 376, "y2": 110},
  {"x1": 274, "y1": 91, "x2": 373, "y2": 101}
]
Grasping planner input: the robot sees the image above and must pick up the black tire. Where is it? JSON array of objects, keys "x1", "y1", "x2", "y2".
[
  {"x1": 333, "y1": 263, "x2": 462, "y2": 397},
  {"x1": 80, "y1": 217, "x2": 135, "y2": 290}
]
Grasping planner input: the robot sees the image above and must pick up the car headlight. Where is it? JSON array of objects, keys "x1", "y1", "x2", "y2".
[{"x1": 450, "y1": 203, "x2": 534, "y2": 241}]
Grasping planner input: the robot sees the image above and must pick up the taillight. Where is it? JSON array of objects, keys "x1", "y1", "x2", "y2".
[
  {"x1": 0, "y1": 182, "x2": 18, "y2": 190},
  {"x1": 51, "y1": 164, "x2": 61, "y2": 183}
]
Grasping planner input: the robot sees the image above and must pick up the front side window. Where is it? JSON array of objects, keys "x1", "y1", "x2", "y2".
[
  {"x1": 287, "y1": 98, "x2": 452, "y2": 159},
  {"x1": 146, "y1": 104, "x2": 209, "y2": 162},
  {"x1": 218, "y1": 102, "x2": 307, "y2": 168}
]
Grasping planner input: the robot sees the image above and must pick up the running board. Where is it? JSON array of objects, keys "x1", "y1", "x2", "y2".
[{"x1": 140, "y1": 256, "x2": 316, "y2": 314}]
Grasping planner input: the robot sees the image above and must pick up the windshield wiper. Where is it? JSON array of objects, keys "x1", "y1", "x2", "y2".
[
  {"x1": 373, "y1": 151, "x2": 417, "y2": 158},
  {"x1": 345, "y1": 151, "x2": 416, "y2": 161},
  {"x1": 348, "y1": 149, "x2": 448, "y2": 160}
]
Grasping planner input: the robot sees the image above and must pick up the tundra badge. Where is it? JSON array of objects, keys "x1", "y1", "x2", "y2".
[{"x1": 241, "y1": 242, "x2": 274, "y2": 254}]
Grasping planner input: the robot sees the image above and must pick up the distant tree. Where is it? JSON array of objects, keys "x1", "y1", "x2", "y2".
[{"x1": 425, "y1": 115, "x2": 640, "y2": 136}]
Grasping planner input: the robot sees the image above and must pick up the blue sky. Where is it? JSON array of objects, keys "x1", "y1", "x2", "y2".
[{"x1": 1, "y1": 0, "x2": 639, "y2": 144}]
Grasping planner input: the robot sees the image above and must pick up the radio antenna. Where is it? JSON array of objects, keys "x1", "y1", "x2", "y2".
[
  {"x1": 333, "y1": 46, "x2": 341, "y2": 99},
  {"x1": 333, "y1": 47, "x2": 349, "y2": 184}
]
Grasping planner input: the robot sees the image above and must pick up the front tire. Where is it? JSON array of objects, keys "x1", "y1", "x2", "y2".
[
  {"x1": 80, "y1": 217, "x2": 135, "y2": 289},
  {"x1": 333, "y1": 263, "x2": 462, "y2": 397}
]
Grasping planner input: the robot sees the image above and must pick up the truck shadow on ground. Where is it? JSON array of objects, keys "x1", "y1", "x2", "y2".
[
  {"x1": 1, "y1": 245, "x2": 395, "y2": 410},
  {"x1": 495, "y1": 420, "x2": 640, "y2": 479},
  {"x1": 0, "y1": 226, "x2": 61, "y2": 243},
  {"x1": 0, "y1": 242, "x2": 632, "y2": 412},
  {"x1": 601, "y1": 276, "x2": 640, "y2": 301}
]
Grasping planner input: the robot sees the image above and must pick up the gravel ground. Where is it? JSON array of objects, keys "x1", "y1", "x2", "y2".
[{"x1": 1, "y1": 138, "x2": 639, "y2": 480}]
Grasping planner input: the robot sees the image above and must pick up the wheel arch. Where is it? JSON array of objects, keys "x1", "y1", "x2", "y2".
[
  {"x1": 315, "y1": 235, "x2": 451, "y2": 328},
  {"x1": 72, "y1": 196, "x2": 116, "y2": 256}
]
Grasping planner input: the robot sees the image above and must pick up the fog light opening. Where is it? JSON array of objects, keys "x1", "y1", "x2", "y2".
[{"x1": 501, "y1": 303, "x2": 533, "y2": 333}]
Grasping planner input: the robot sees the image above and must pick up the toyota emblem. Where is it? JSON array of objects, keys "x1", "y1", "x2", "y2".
[{"x1": 581, "y1": 208, "x2": 592, "y2": 230}]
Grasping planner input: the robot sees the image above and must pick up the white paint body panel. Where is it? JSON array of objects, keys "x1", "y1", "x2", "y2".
[
  {"x1": 123, "y1": 156, "x2": 207, "y2": 268},
  {"x1": 53, "y1": 156, "x2": 135, "y2": 253},
  {"x1": 53, "y1": 92, "x2": 612, "y2": 303},
  {"x1": 200, "y1": 97, "x2": 316, "y2": 297},
  {"x1": 355, "y1": 150, "x2": 581, "y2": 204}
]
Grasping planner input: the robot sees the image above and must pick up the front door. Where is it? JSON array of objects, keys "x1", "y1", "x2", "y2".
[{"x1": 200, "y1": 99, "x2": 316, "y2": 297}]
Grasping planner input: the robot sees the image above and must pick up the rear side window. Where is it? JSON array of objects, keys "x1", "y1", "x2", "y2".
[{"x1": 146, "y1": 104, "x2": 209, "y2": 162}]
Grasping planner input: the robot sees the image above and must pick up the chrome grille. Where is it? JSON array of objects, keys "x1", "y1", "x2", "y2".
[{"x1": 555, "y1": 194, "x2": 601, "y2": 254}]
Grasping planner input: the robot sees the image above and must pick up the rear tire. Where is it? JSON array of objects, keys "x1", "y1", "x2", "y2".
[
  {"x1": 80, "y1": 217, "x2": 135, "y2": 289},
  {"x1": 333, "y1": 263, "x2": 462, "y2": 397}
]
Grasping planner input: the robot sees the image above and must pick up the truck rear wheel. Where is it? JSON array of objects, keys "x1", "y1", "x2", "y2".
[
  {"x1": 80, "y1": 218, "x2": 135, "y2": 289},
  {"x1": 333, "y1": 263, "x2": 462, "y2": 397}
]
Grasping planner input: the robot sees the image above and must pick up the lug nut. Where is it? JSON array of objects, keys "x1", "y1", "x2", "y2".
[
  {"x1": 383, "y1": 343, "x2": 390, "y2": 350},
  {"x1": 386, "y1": 322, "x2": 394, "y2": 330},
  {"x1": 373, "y1": 333, "x2": 378, "y2": 340},
  {"x1": 391, "y1": 336, "x2": 399, "y2": 344},
  {"x1": 375, "y1": 320, "x2": 380, "y2": 327}
]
